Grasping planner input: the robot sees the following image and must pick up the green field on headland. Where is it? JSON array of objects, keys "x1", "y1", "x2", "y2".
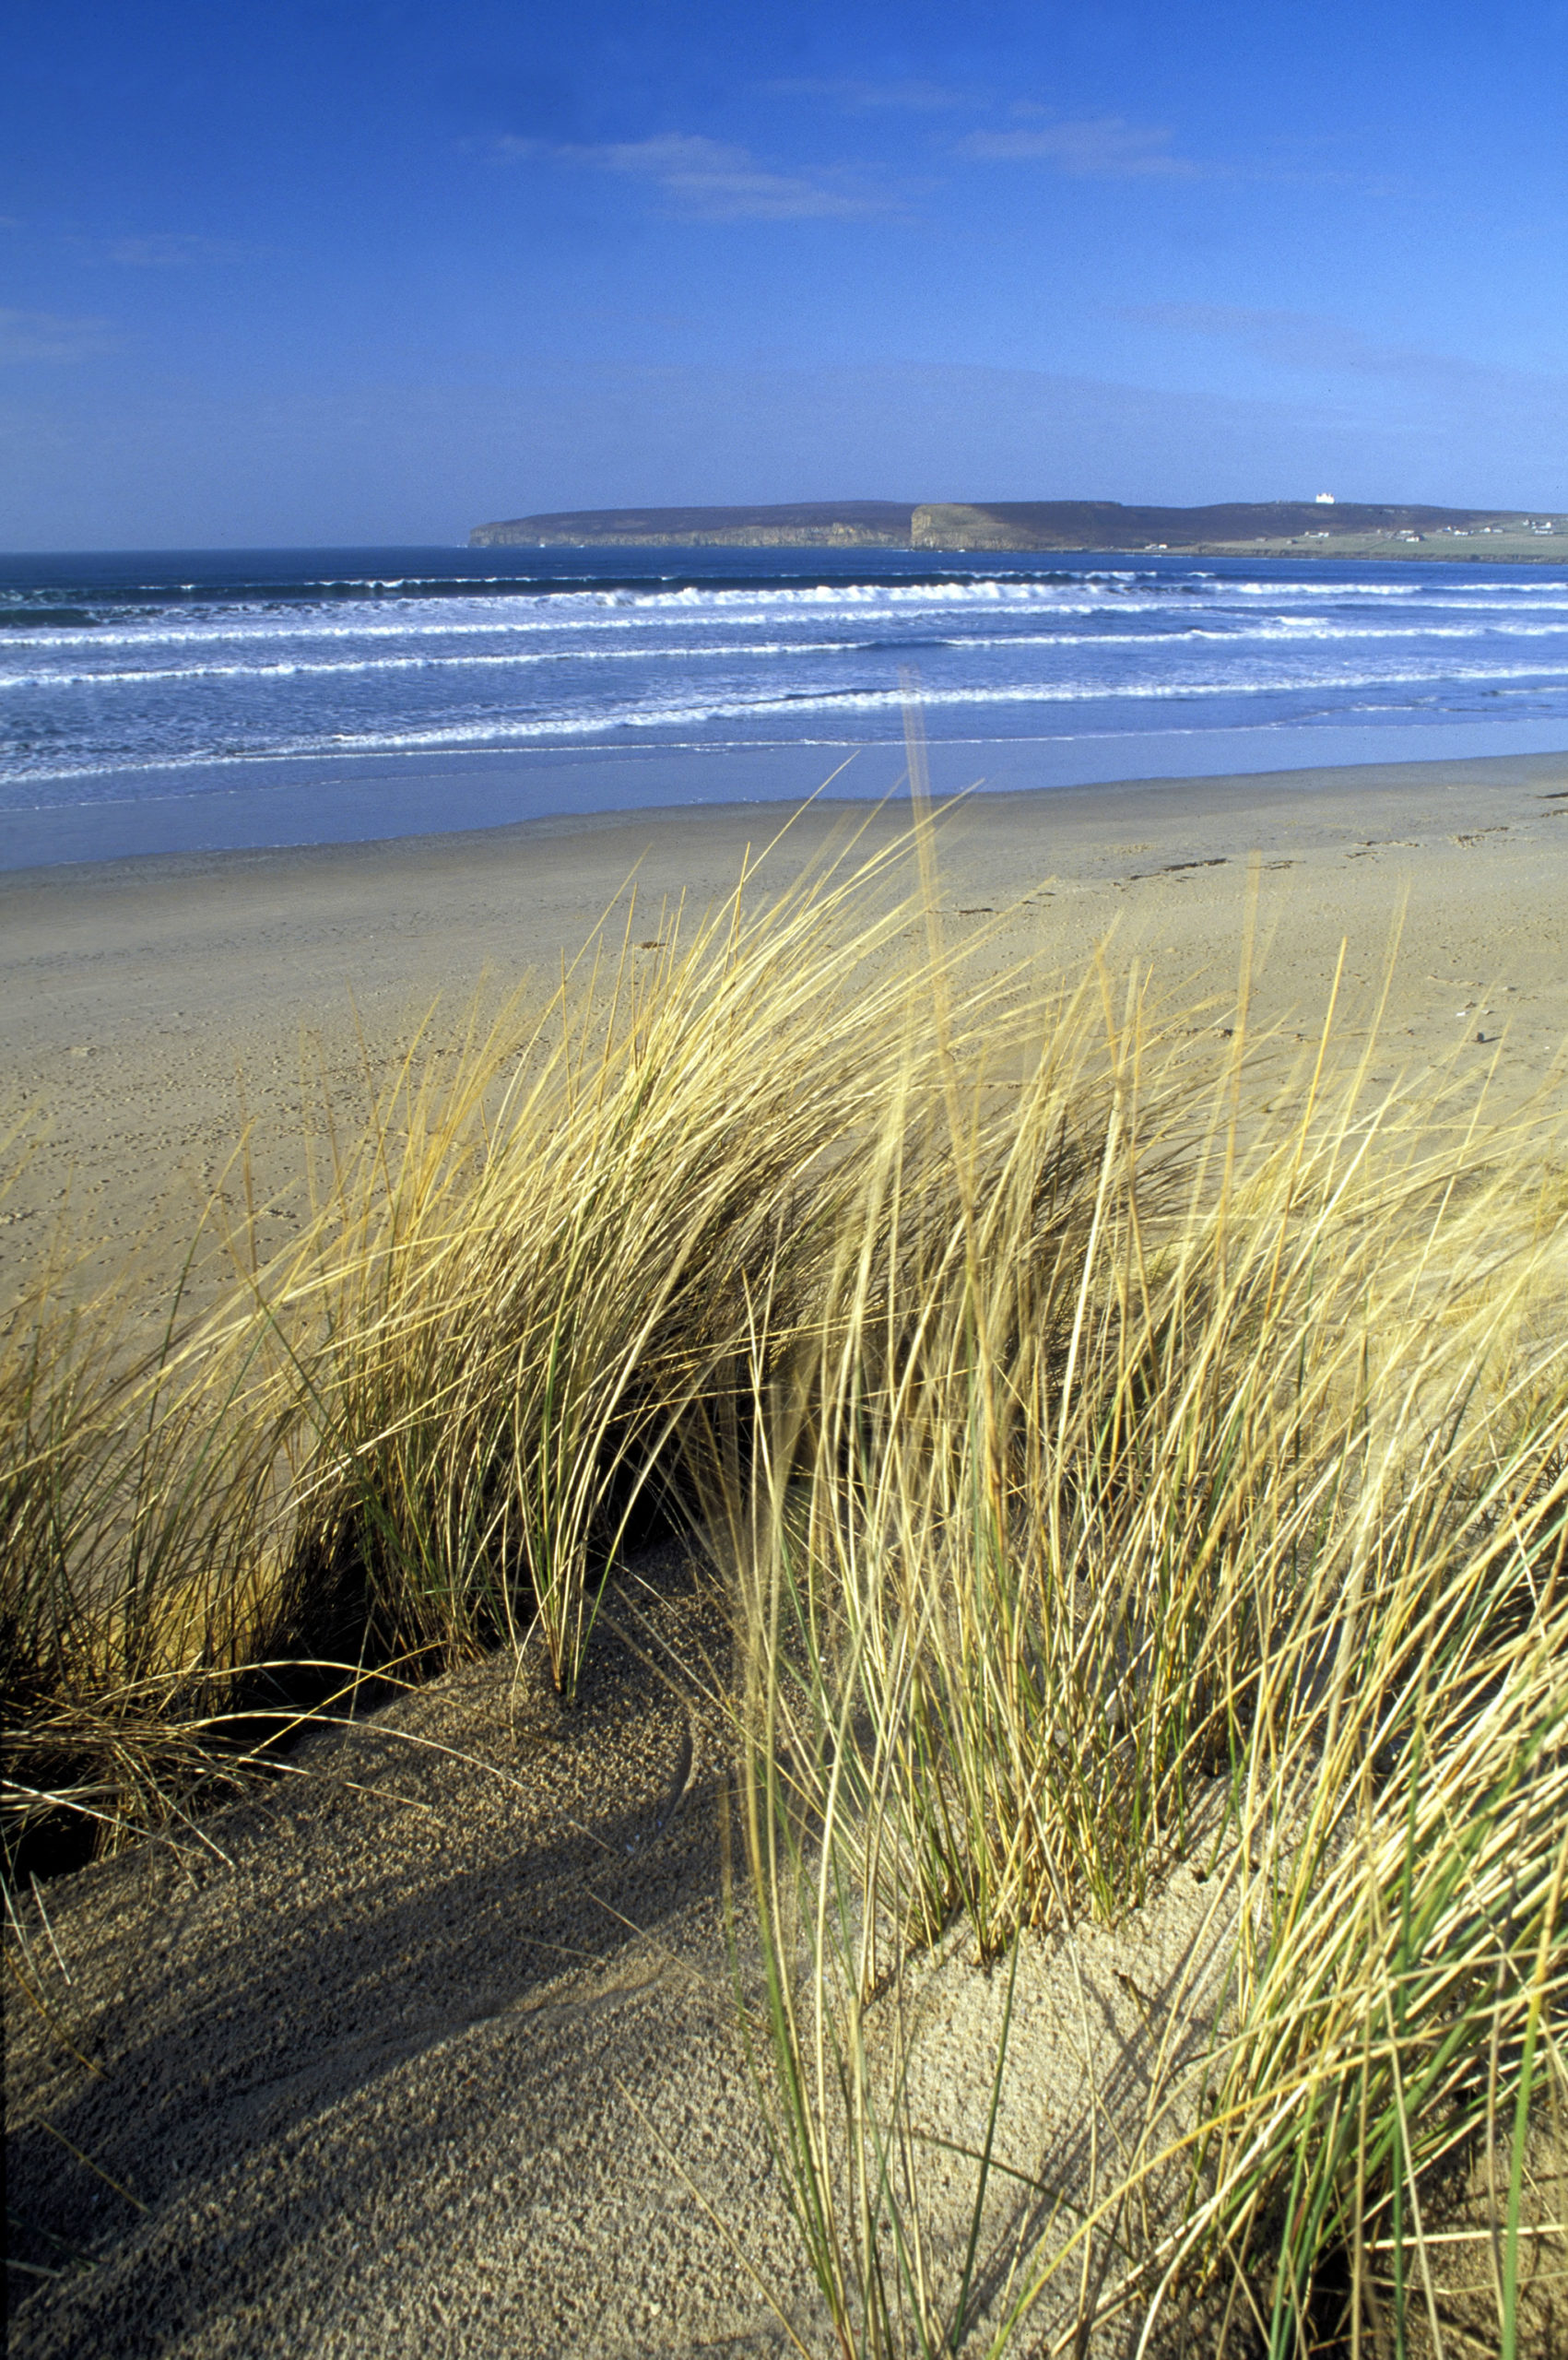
[{"x1": 469, "y1": 495, "x2": 1568, "y2": 561}]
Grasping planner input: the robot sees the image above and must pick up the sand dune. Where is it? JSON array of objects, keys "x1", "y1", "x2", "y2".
[{"x1": 6, "y1": 749, "x2": 1566, "y2": 2356}]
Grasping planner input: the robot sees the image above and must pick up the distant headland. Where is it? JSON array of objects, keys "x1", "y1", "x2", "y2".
[{"x1": 470, "y1": 498, "x2": 1567, "y2": 561}]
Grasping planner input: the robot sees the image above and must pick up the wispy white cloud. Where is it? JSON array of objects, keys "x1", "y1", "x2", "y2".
[
  {"x1": 496, "y1": 131, "x2": 897, "y2": 220},
  {"x1": 97, "y1": 232, "x2": 252, "y2": 268},
  {"x1": 958, "y1": 116, "x2": 1203, "y2": 179},
  {"x1": 1120, "y1": 302, "x2": 1568, "y2": 418},
  {"x1": 0, "y1": 306, "x2": 115, "y2": 363},
  {"x1": 766, "y1": 77, "x2": 981, "y2": 113},
  {"x1": 1121, "y1": 302, "x2": 1401, "y2": 372}
]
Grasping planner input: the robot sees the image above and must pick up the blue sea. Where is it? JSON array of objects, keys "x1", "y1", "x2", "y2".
[{"x1": 3, "y1": 545, "x2": 1567, "y2": 866}]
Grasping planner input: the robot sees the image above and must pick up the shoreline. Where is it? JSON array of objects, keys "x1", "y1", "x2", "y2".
[{"x1": 6, "y1": 716, "x2": 1568, "y2": 872}]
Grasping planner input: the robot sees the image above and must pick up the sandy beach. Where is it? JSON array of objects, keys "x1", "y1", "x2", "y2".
[
  {"x1": 6, "y1": 749, "x2": 1568, "y2": 2357},
  {"x1": 4, "y1": 748, "x2": 1566, "y2": 1312}
]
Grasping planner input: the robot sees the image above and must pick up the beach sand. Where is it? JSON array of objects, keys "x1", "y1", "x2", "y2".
[
  {"x1": 5, "y1": 748, "x2": 1566, "y2": 1314},
  {"x1": 6, "y1": 749, "x2": 1568, "y2": 2355},
  {"x1": 5, "y1": 1545, "x2": 1246, "y2": 2358}
]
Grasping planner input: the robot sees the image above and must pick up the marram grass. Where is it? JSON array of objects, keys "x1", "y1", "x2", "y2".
[
  {"x1": 714, "y1": 912, "x2": 1566, "y2": 2356},
  {"x1": 2, "y1": 825, "x2": 1564, "y2": 2354}
]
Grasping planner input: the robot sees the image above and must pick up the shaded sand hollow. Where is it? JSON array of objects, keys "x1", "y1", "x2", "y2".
[{"x1": 5, "y1": 750, "x2": 1568, "y2": 2354}]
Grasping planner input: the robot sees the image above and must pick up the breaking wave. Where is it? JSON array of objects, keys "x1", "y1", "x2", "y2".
[{"x1": 4, "y1": 542, "x2": 1566, "y2": 797}]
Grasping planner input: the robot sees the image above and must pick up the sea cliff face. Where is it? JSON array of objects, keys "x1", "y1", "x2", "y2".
[{"x1": 467, "y1": 499, "x2": 1568, "y2": 561}]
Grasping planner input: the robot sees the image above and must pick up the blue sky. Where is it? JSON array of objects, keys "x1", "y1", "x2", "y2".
[{"x1": 3, "y1": 0, "x2": 1565, "y2": 547}]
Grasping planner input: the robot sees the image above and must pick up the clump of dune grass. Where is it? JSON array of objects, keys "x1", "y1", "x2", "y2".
[
  {"x1": 1, "y1": 814, "x2": 1006, "y2": 1870},
  {"x1": 0, "y1": 1219, "x2": 318, "y2": 1870},
  {"x1": 715, "y1": 897, "x2": 1568, "y2": 2354},
  {"x1": 268, "y1": 827, "x2": 970, "y2": 1697},
  {"x1": 3, "y1": 810, "x2": 1564, "y2": 2353}
]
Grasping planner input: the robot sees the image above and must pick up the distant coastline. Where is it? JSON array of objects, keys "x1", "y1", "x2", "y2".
[{"x1": 470, "y1": 497, "x2": 1568, "y2": 563}]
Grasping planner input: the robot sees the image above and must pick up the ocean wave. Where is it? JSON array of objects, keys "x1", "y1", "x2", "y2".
[
  {"x1": 9, "y1": 614, "x2": 1568, "y2": 696},
  {"x1": 9, "y1": 600, "x2": 1568, "y2": 677},
  {"x1": 1229, "y1": 576, "x2": 1568, "y2": 597},
  {"x1": 0, "y1": 598, "x2": 1139, "y2": 653},
  {"x1": 8, "y1": 690, "x2": 1564, "y2": 792},
  {"x1": 0, "y1": 637, "x2": 897, "y2": 691},
  {"x1": 236, "y1": 658, "x2": 1568, "y2": 757},
  {"x1": 7, "y1": 549, "x2": 1566, "y2": 800}
]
